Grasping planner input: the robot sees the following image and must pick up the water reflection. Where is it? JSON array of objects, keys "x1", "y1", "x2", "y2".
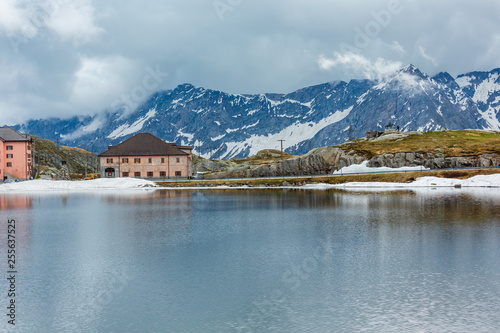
[
  {"x1": 0, "y1": 194, "x2": 32, "y2": 210},
  {"x1": 0, "y1": 188, "x2": 498, "y2": 332}
]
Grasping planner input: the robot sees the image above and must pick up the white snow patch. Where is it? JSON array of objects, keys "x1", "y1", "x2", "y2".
[
  {"x1": 266, "y1": 97, "x2": 314, "y2": 109},
  {"x1": 222, "y1": 106, "x2": 353, "y2": 158},
  {"x1": 472, "y1": 73, "x2": 500, "y2": 103},
  {"x1": 333, "y1": 161, "x2": 428, "y2": 174},
  {"x1": 0, "y1": 178, "x2": 158, "y2": 192},
  {"x1": 211, "y1": 133, "x2": 226, "y2": 141},
  {"x1": 242, "y1": 121, "x2": 259, "y2": 130},
  {"x1": 308, "y1": 173, "x2": 500, "y2": 189},
  {"x1": 177, "y1": 128, "x2": 194, "y2": 141},
  {"x1": 436, "y1": 105, "x2": 443, "y2": 117},
  {"x1": 456, "y1": 75, "x2": 472, "y2": 88},
  {"x1": 214, "y1": 121, "x2": 221, "y2": 125},
  {"x1": 61, "y1": 117, "x2": 103, "y2": 141},
  {"x1": 478, "y1": 107, "x2": 500, "y2": 130},
  {"x1": 107, "y1": 108, "x2": 157, "y2": 139}
]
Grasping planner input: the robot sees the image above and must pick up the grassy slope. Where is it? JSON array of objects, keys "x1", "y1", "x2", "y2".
[
  {"x1": 32, "y1": 135, "x2": 97, "y2": 175},
  {"x1": 341, "y1": 130, "x2": 500, "y2": 159},
  {"x1": 227, "y1": 149, "x2": 295, "y2": 166}
]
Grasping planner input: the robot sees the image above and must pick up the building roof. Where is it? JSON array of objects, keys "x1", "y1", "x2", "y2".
[
  {"x1": 98, "y1": 133, "x2": 192, "y2": 157},
  {"x1": 0, "y1": 127, "x2": 31, "y2": 142}
]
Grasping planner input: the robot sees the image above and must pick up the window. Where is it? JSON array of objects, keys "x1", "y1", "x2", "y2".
[
  {"x1": 27, "y1": 154, "x2": 31, "y2": 159},
  {"x1": 148, "y1": 158, "x2": 152, "y2": 163},
  {"x1": 147, "y1": 171, "x2": 153, "y2": 177},
  {"x1": 106, "y1": 158, "x2": 113, "y2": 163},
  {"x1": 7, "y1": 162, "x2": 12, "y2": 167},
  {"x1": 159, "y1": 171, "x2": 166, "y2": 177},
  {"x1": 161, "y1": 158, "x2": 165, "y2": 163},
  {"x1": 122, "y1": 172, "x2": 129, "y2": 177},
  {"x1": 176, "y1": 157, "x2": 180, "y2": 163},
  {"x1": 6, "y1": 154, "x2": 13, "y2": 158},
  {"x1": 6, "y1": 145, "x2": 13, "y2": 150},
  {"x1": 122, "y1": 158, "x2": 129, "y2": 163},
  {"x1": 134, "y1": 172, "x2": 141, "y2": 177},
  {"x1": 27, "y1": 144, "x2": 31, "y2": 150},
  {"x1": 175, "y1": 171, "x2": 182, "y2": 176},
  {"x1": 134, "y1": 158, "x2": 141, "y2": 163}
]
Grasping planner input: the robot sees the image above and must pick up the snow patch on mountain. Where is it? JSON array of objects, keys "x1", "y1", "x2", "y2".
[
  {"x1": 471, "y1": 73, "x2": 500, "y2": 103},
  {"x1": 221, "y1": 106, "x2": 353, "y2": 159},
  {"x1": 107, "y1": 108, "x2": 156, "y2": 139},
  {"x1": 61, "y1": 117, "x2": 103, "y2": 141},
  {"x1": 176, "y1": 128, "x2": 194, "y2": 141}
]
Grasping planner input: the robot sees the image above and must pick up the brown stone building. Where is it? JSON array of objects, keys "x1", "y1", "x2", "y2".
[{"x1": 98, "y1": 133, "x2": 192, "y2": 178}]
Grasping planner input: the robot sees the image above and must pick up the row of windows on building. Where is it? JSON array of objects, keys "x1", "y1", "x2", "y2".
[
  {"x1": 122, "y1": 171, "x2": 182, "y2": 177},
  {"x1": 3, "y1": 153, "x2": 31, "y2": 167},
  {"x1": 4, "y1": 145, "x2": 31, "y2": 151},
  {"x1": 106, "y1": 157, "x2": 182, "y2": 164},
  {"x1": 2, "y1": 162, "x2": 32, "y2": 168},
  {"x1": 4, "y1": 154, "x2": 32, "y2": 158}
]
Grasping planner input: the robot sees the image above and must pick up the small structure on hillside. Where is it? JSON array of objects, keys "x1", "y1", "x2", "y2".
[{"x1": 366, "y1": 130, "x2": 384, "y2": 139}]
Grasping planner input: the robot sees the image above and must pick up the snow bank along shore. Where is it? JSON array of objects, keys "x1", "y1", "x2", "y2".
[{"x1": 0, "y1": 178, "x2": 157, "y2": 192}]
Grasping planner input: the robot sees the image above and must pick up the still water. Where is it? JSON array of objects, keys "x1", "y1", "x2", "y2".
[{"x1": 1, "y1": 188, "x2": 500, "y2": 332}]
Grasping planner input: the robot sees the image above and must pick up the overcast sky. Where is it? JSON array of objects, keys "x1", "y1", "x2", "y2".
[{"x1": 1, "y1": 0, "x2": 499, "y2": 125}]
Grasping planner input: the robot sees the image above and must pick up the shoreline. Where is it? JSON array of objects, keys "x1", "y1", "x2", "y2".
[{"x1": 1, "y1": 169, "x2": 500, "y2": 192}]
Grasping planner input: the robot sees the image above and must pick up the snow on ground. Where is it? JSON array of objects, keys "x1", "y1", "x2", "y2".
[
  {"x1": 0, "y1": 178, "x2": 158, "y2": 192},
  {"x1": 303, "y1": 174, "x2": 500, "y2": 190},
  {"x1": 333, "y1": 161, "x2": 428, "y2": 174}
]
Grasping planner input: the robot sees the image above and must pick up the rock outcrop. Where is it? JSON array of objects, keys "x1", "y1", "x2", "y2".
[
  {"x1": 206, "y1": 147, "x2": 365, "y2": 178},
  {"x1": 206, "y1": 149, "x2": 500, "y2": 179},
  {"x1": 368, "y1": 152, "x2": 500, "y2": 169}
]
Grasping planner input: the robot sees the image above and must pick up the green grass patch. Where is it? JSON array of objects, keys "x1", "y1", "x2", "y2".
[{"x1": 341, "y1": 130, "x2": 500, "y2": 158}]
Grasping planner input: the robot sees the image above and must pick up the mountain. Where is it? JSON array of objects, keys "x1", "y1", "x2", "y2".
[{"x1": 11, "y1": 65, "x2": 500, "y2": 159}]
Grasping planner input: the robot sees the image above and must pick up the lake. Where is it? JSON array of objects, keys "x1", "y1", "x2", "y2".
[{"x1": 1, "y1": 188, "x2": 499, "y2": 332}]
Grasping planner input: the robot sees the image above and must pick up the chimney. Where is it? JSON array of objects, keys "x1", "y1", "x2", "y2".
[{"x1": 108, "y1": 145, "x2": 113, "y2": 150}]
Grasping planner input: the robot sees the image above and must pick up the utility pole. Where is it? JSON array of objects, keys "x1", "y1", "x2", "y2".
[
  {"x1": 56, "y1": 137, "x2": 60, "y2": 168},
  {"x1": 278, "y1": 140, "x2": 285, "y2": 161},
  {"x1": 195, "y1": 138, "x2": 202, "y2": 158},
  {"x1": 348, "y1": 122, "x2": 354, "y2": 141}
]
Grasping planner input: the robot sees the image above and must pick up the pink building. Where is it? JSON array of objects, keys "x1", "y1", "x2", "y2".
[
  {"x1": 0, "y1": 127, "x2": 33, "y2": 181},
  {"x1": 99, "y1": 133, "x2": 193, "y2": 178}
]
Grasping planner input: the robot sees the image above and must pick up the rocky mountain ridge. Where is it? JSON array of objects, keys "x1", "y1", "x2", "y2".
[{"x1": 11, "y1": 66, "x2": 500, "y2": 159}]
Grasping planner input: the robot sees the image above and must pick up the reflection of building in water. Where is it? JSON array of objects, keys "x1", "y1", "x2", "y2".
[
  {"x1": 101, "y1": 189, "x2": 193, "y2": 206},
  {"x1": 0, "y1": 194, "x2": 33, "y2": 210}
]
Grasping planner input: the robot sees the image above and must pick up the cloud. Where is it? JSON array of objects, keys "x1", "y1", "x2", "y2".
[
  {"x1": 46, "y1": 0, "x2": 103, "y2": 44},
  {"x1": 70, "y1": 55, "x2": 137, "y2": 110},
  {"x1": 318, "y1": 52, "x2": 403, "y2": 81},
  {"x1": 388, "y1": 41, "x2": 406, "y2": 55},
  {"x1": 0, "y1": 0, "x2": 27, "y2": 34},
  {"x1": 0, "y1": 0, "x2": 102, "y2": 44},
  {"x1": 1, "y1": 0, "x2": 500, "y2": 126},
  {"x1": 418, "y1": 45, "x2": 438, "y2": 66}
]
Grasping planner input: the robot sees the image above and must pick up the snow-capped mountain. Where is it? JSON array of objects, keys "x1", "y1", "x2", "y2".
[
  {"x1": 12, "y1": 65, "x2": 500, "y2": 159},
  {"x1": 456, "y1": 68, "x2": 500, "y2": 130}
]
